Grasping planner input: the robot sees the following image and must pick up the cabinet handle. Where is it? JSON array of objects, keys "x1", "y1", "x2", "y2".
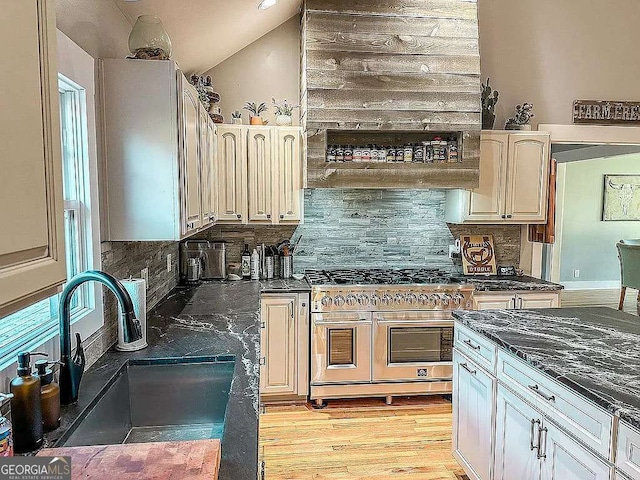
[
  {"x1": 511, "y1": 296, "x2": 517, "y2": 309},
  {"x1": 530, "y1": 418, "x2": 540, "y2": 451},
  {"x1": 518, "y1": 297, "x2": 524, "y2": 309},
  {"x1": 536, "y1": 426, "x2": 548, "y2": 459},
  {"x1": 280, "y1": 214, "x2": 285, "y2": 219},
  {"x1": 501, "y1": 214, "x2": 506, "y2": 219},
  {"x1": 259, "y1": 357, "x2": 266, "y2": 366},
  {"x1": 236, "y1": 214, "x2": 242, "y2": 219},
  {"x1": 506, "y1": 214, "x2": 513, "y2": 219},
  {"x1": 463, "y1": 339, "x2": 481, "y2": 351},
  {"x1": 266, "y1": 214, "x2": 271, "y2": 219},
  {"x1": 209, "y1": 215, "x2": 216, "y2": 221},
  {"x1": 187, "y1": 222, "x2": 195, "y2": 229},
  {"x1": 528, "y1": 384, "x2": 556, "y2": 403},
  {"x1": 460, "y1": 363, "x2": 476, "y2": 375}
]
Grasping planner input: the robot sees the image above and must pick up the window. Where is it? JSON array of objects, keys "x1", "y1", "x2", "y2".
[{"x1": 0, "y1": 32, "x2": 102, "y2": 368}]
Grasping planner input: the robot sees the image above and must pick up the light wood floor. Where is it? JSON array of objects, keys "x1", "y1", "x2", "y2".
[{"x1": 259, "y1": 396, "x2": 467, "y2": 480}]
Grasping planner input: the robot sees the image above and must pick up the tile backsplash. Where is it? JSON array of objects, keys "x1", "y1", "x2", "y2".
[{"x1": 200, "y1": 189, "x2": 522, "y2": 273}]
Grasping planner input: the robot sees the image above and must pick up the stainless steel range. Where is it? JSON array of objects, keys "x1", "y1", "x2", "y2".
[{"x1": 306, "y1": 268, "x2": 474, "y2": 406}]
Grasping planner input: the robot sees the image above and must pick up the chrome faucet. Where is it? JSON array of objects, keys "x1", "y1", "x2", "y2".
[{"x1": 59, "y1": 270, "x2": 143, "y2": 405}]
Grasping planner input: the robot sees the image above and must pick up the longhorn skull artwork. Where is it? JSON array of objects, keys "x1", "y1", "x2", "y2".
[{"x1": 603, "y1": 175, "x2": 640, "y2": 221}]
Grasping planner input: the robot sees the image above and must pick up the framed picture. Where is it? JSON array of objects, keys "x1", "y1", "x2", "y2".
[{"x1": 603, "y1": 175, "x2": 640, "y2": 221}]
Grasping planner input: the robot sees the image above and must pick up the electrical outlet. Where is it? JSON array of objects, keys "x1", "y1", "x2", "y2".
[
  {"x1": 573, "y1": 269, "x2": 580, "y2": 278},
  {"x1": 167, "y1": 253, "x2": 172, "y2": 272},
  {"x1": 141, "y1": 268, "x2": 149, "y2": 287}
]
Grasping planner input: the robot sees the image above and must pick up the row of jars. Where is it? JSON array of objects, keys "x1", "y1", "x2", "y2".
[{"x1": 326, "y1": 138, "x2": 459, "y2": 164}]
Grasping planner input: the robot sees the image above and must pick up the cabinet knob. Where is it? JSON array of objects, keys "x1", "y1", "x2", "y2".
[
  {"x1": 501, "y1": 214, "x2": 506, "y2": 219},
  {"x1": 506, "y1": 214, "x2": 513, "y2": 219},
  {"x1": 209, "y1": 215, "x2": 216, "y2": 221},
  {"x1": 236, "y1": 214, "x2": 242, "y2": 219},
  {"x1": 279, "y1": 214, "x2": 285, "y2": 219},
  {"x1": 266, "y1": 214, "x2": 271, "y2": 219},
  {"x1": 187, "y1": 222, "x2": 195, "y2": 229}
]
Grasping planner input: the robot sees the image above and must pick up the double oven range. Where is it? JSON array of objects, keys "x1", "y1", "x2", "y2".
[{"x1": 306, "y1": 268, "x2": 474, "y2": 406}]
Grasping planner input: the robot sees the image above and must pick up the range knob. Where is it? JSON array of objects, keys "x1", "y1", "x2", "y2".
[
  {"x1": 358, "y1": 294, "x2": 370, "y2": 306},
  {"x1": 418, "y1": 293, "x2": 430, "y2": 305},
  {"x1": 405, "y1": 293, "x2": 417, "y2": 305},
  {"x1": 441, "y1": 293, "x2": 452, "y2": 307},
  {"x1": 346, "y1": 294, "x2": 358, "y2": 306},
  {"x1": 428, "y1": 294, "x2": 440, "y2": 307},
  {"x1": 321, "y1": 296, "x2": 333, "y2": 307},
  {"x1": 393, "y1": 293, "x2": 404, "y2": 305},
  {"x1": 453, "y1": 293, "x2": 464, "y2": 306},
  {"x1": 333, "y1": 295, "x2": 346, "y2": 307},
  {"x1": 381, "y1": 294, "x2": 393, "y2": 306}
]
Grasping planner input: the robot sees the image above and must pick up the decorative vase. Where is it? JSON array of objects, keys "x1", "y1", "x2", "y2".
[
  {"x1": 520, "y1": 124, "x2": 532, "y2": 131},
  {"x1": 250, "y1": 116, "x2": 263, "y2": 125},
  {"x1": 276, "y1": 114, "x2": 293, "y2": 126},
  {"x1": 128, "y1": 15, "x2": 172, "y2": 60},
  {"x1": 482, "y1": 112, "x2": 496, "y2": 130},
  {"x1": 232, "y1": 117, "x2": 242, "y2": 125}
]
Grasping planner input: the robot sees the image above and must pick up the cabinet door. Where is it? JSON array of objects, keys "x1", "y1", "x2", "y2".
[
  {"x1": 474, "y1": 293, "x2": 516, "y2": 310},
  {"x1": 466, "y1": 132, "x2": 509, "y2": 221},
  {"x1": 541, "y1": 422, "x2": 612, "y2": 480},
  {"x1": 247, "y1": 127, "x2": 273, "y2": 223},
  {"x1": 200, "y1": 118, "x2": 216, "y2": 226},
  {"x1": 260, "y1": 295, "x2": 297, "y2": 396},
  {"x1": 505, "y1": 133, "x2": 550, "y2": 222},
  {"x1": 179, "y1": 77, "x2": 202, "y2": 234},
  {"x1": 0, "y1": 0, "x2": 66, "y2": 316},
  {"x1": 215, "y1": 125, "x2": 247, "y2": 223},
  {"x1": 517, "y1": 292, "x2": 560, "y2": 309},
  {"x1": 494, "y1": 387, "x2": 542, "y2": 480},
  {"x1": 453, "y1": 351, "x2": 495, "y2": 480},
  {"x1": 275, "y1": 128, "x2": 302, "y2": 223}
]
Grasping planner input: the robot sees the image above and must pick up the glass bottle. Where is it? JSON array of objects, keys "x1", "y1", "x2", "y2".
[{"x1": 128, "y1": 15, "x2": 173, "y2": 60}]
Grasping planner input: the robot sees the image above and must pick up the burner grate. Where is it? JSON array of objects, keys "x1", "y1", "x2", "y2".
[{"x1": 305, "y1": 268, "x2": 456, "y2": 286}]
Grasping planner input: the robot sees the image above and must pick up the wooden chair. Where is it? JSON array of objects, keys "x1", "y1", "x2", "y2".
[{"x1": 616, "y1": 239, "x2": 640, "y2": 310}]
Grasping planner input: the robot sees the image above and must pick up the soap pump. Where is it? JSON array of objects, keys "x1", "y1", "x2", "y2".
[
  {"x1": 10, "y1": 351, "x2": 46, "y2": 453},
  {"x1": 35, "y1": 360, "x2": 60, "y2": 432}
]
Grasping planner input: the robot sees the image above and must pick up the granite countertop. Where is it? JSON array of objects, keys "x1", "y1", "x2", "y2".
[
  {"x1": 46, "y1": 278, "x2": 309, "y2": 480},
  {"x1": 453, "y1": 307, "x2": 640, "y2": 429},
  {"x1": 456, "y1": 275, "x2": 564, "y2": 292}
]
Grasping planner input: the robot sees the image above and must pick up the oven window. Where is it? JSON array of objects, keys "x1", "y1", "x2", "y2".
[
  {"x1": 328, "y1": 328, "x2": 354, "y2": 366},
  {"x1": 389, "y1": 327, "x2": 453, "y2": 363}
]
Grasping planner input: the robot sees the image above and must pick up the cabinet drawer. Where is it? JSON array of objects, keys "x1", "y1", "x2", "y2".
[
  {"x1": 616, "y1": 422, "x2": 640, "y2": 480},
  {"x1": 497, "y1": 350, "x2": 613, "y2": 460},
  {"x1": 454, "y1": 323, "x2": 496, "y2": 374}
]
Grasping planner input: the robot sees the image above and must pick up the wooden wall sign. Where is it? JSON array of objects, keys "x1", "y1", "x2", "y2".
[
  {"x1": 461, "y1": 234, "x2": 497, "y2": 276},
  {"x1": 573, "y1": 100, "x2": 640, "y2": 125}
]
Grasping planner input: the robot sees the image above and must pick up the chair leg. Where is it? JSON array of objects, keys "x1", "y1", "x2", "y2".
[{"x1": 619, "y1": 286, "x2": 627, "y2": 310}]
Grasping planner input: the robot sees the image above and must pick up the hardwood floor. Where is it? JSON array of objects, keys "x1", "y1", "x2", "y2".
[{"x1": 259, "y1": 396, "x2": 468, "y2": 480}]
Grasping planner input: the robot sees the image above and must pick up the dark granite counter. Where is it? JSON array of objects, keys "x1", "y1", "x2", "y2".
[
  {"x1": 453, "y1": 307, "x2": 640, "y2": 429},
  {"x1": 456, "y1": 275, "x2": 564, "y2": 292},
  {"x1": 46, "y1": 279, "x2": 309, "y2": 480}
]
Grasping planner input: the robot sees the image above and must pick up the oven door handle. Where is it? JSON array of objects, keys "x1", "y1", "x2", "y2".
[
  {"x1": 313, "y1": 320, "x2": 372, "y2": 326},
  {"x1": 373, "y1": 319, "x2": 453, "y2": 327}
]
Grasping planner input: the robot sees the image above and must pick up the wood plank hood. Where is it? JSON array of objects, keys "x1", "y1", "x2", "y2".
[{"x1": 301, "y1": 0, "x2": 481, "y2": 189}]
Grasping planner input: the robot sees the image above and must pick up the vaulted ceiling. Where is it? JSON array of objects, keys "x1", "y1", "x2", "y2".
[{"x1": 114, "y1": 0, "x2": 302, "y2": 74}]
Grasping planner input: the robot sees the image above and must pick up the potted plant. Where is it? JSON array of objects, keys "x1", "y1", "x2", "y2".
[
  {"x1": 505, "y1": 103, "x2": 535, "y2": 130},
  {"x1": 272, "y1": 98, "x2": 299, "y2": 126},
  {"x1": 481, "y1": 78, "x2": 499, "y2": 129},
  {"x1": 243, "y1": 101, "x2": 267, "y2": 125},
  {"x1": 231, "y1": 111, "x2": 242, "y2": 125}
]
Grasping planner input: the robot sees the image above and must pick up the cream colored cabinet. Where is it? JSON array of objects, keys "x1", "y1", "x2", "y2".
[
  {"x1": 247, "y1": 127, "x2": 274, "y2": 223},
  {"x1": 102, "y1": 59, "x2": 215, "y2": 240},
  {"x1": 474, "y1": 291, "x2": 560, "y2": 310},
  {"x1": 215, "y1": 125, "x2": 247, "y2": 223},
  {"x1": 446, "y1": 131, "x2": 550, "y2": 224},
  {"x1": 0, "y1": 0, "x2": 67, "y2": 317},
  {"x1": 216, "y1": 125, "x2": 303, "y2": 225},
  {"x1": 200, "y1": 120, "x2": 217, "y2": 226},
  {"x1": 260, "y1": 293, "x2": 309, "y2": 399}
]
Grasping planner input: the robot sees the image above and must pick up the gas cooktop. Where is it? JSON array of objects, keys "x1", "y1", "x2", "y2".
[{"x1": 305, "y1": 268, "x2": 459, "y2": 286}]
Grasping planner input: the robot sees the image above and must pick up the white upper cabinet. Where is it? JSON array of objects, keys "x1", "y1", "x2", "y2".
[
  {"x1": 215, "y1": 125, "x2": 248, "y2": 223},
  {"x1": 247, "y1": 127, "x2": 274, "y2": 223},
  {"x1": 200, "y1": 120, "x2": 217, "y2": 225},
  {"x1": 102, "y1": 59, "x2": 215, "y2": 241},
  {"x1": 0, "y1": 0, "x2": 67, "y2": 317},
  {"x1": 275, "y1": 128, "x2": 303, "y2": 223},
  {"x1": 446, "y1": 131, "x2": 550, "y2": 224}
]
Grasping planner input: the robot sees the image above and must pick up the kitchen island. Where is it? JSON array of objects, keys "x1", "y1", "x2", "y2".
[
  {"x1": 46, "y1": 279, "x2": 309, "y2": 480},
  {"x1": 451, "y1": 307, "x2": 640, "y2": 480}
]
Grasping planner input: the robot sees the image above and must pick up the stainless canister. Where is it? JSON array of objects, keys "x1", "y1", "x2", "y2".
[
  {"x1": 186, "y1": 257, "x2": 201, "y2": 284},
  {"x1": 280, "y1": 256, "x2": 293, "y2": 279}
]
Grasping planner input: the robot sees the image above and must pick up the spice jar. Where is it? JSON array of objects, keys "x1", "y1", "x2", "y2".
[
  {"x1": 344, "y1": 145, "x2": 353, "y2": 162},
  {"x1": 403, "y1": 144, "x2": 413, "y2": 163},
  {"x1": 362, "y1": 145, "x2": 371, "y2": 162},
  {"x1": 395, "y1": 147, "x2": 404, "y2": 162},
  {"x1": 423, "y1": 141, "x2": 433, "y2": 163},
  {"x1": 386, "y1": 146, "x2": 396, "y2": 162},
  {"x1": 335, "y1": 145, "x2": 344, "y2": 162},
  {"x1": 413, "y1": 144, "x2": 424, "y2": 163},
  {"x1": 447, "y1": 138, "x2": 459, "y2": 162},
  {"x1": 326, "y1": 145, "x2": 336, "y2": 162},
  {"x1": 353, "y1": 146, "x2": 362, "y2": 162}
]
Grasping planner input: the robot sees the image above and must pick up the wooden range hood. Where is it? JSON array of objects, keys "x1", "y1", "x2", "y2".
[{"x1": 301, "y1": 0, "x2": 481, "y2": 189}]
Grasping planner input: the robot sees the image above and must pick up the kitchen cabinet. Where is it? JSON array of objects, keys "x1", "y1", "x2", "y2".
[
  {"x1": 215, "y1": 126, "x2": 303, "y2": 225},
  {"x1": 473, "y1": 291, "x2": 560, "y2": 310},
  {"x1": 260, "y1": 293, "x2": 309, "y2": 399},
  {"x1": 616, "y1": 422, "x2": 640, "y2": 480},
  {"x1": 445, "y1": 131, "x2": 550, "y2": 224},
  {"x1": 101, "y1": 59, "x2": 216, "y2": 240},
  {"x1": 453, "y1": 350, "x2": 495, "y2": 480},
  {"x1": 0, "y1": 0, "x2": 67, "y2": 317},
  {"x1": 200, "y1": 118, "x2": 217, "y2": 226}
]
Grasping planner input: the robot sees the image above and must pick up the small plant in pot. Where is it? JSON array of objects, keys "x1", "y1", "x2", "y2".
[
  {"x1": 505, "y1": 103, "x2": 535, "y2": 130},
  {"x1": 481, "y1": 78, "x2": 499, "y2": 129},
  {"x1": 231, "y1": 110, "x2": 242, "y2": 125},
  {"x1": 272, "y1": 98, "x2": 299, "y2": 126},
  {"x1": 243, "y1": 101, "x2": 267, "y2": 125}
]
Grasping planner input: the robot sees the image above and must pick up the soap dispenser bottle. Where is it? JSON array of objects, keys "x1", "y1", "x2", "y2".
[
  {"x1": 35, "y1": 360, "x2": 60, "y2": 432},
  {"x1": 10, "y1": 352, "x2": 46, "y2": 453}
]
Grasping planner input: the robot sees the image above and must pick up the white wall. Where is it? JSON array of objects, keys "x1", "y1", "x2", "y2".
[
  {"x1": 556, "y1": 153, "x2": 640, "y2": 288},
  {"x1": 479, "y1": 0, "x2": 640, "y2": 128},
  {"x1": 203, "y1": 16, "x2": 301, "y2": 125}
]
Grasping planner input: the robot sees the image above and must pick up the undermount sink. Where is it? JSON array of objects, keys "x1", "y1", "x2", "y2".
[{"x1": 57, "y1": 356, "x2": 235, "y2": 447}]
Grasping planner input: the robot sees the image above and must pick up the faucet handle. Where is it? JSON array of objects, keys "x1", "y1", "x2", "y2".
[{"x1": 72, "y1": 333, "x2": 85, "y2": 369}]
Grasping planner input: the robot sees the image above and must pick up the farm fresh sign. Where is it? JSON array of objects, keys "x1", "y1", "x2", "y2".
[{"x1": 573, "y1": 100, "x2": 640, "y2": 125}]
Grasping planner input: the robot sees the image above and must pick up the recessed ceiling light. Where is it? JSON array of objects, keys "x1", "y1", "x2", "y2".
[{"x1": 258, "y1": 0, "x2": 278, "y2": 10}]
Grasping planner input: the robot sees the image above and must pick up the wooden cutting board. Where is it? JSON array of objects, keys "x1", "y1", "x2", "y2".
[{"x1": 38, "y1": 439, "x2": 220, "y2": 479}]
